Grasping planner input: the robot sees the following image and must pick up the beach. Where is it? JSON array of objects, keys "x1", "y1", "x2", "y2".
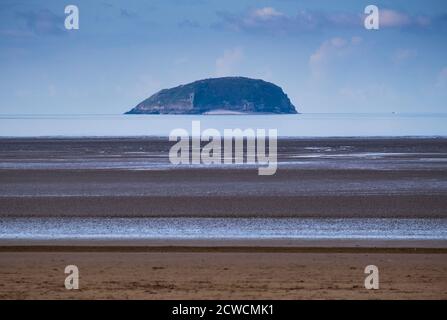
[
  {"x1": 0, "y1": 137, "x2": 446, "y2": 299},
  {"x1": 1, "y1": 248, "x2": 446, "y2": 299},
  {"x1": 2, "y1": 0, "x2": 447, "y2": 304}
]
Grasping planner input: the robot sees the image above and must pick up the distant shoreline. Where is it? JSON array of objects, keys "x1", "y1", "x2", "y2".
[{"x1": 2, "y1": 113, "x2": 447, "y2": 137}]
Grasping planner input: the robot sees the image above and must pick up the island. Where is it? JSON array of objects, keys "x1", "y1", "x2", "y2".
[{"x1": 125, "y1": 77, "x2": 297, "y2": 114}]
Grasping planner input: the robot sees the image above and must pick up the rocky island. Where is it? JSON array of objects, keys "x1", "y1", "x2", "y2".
[{"x1": 125, "y1": 77, "x2": 297, "y2": 114}]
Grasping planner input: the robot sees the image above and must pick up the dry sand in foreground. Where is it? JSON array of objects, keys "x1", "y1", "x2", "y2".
[{"x1": 0, "y1": 248, "x2": 446, "y2": 299}]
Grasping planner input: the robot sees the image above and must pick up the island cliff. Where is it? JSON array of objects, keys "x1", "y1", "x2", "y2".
[{"x1": 125, "y1": 77, "x2": 297, "y2": 114}]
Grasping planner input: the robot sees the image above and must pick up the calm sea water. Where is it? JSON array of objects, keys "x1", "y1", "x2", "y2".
[
  {"x1": 0, "y1": 217, "x2": 445, "y2": 241},
  {"x1": 1, "y1": 113, "x2": 447, "y2": 137}
]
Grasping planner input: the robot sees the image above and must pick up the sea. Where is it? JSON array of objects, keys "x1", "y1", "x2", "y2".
[{"x1": 0, "y1": 113, "x2": 447, "y2": 137}]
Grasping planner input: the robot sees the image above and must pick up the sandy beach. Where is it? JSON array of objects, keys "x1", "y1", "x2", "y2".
[{"x1": 0, "y1": 246, "x2": 446, "y2": 299}]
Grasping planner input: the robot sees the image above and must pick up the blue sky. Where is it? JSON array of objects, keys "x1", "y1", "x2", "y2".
[{"x1": 0, "y1": 0, "x2": 446, "y2": 114}]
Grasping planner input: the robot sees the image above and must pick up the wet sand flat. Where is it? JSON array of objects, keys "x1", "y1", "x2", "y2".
[
  {"x1": 1, "y1": 194, "x2": 446, "y2": 217},
  {"x1": 1, "y1": 137, "x2": 446, "y2": 218},
  {"x1": 0, "y1": 168, "x2": 446, "y2": 217}
]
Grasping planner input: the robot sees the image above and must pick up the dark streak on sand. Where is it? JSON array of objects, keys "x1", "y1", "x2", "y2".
[{"x1": 1, "y1": 194, "x2": 446, "y2": 217}]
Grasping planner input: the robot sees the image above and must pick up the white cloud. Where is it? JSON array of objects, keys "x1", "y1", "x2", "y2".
[
  {"x1": 174, "y1": 57, "x2": 189, "y2": 65},
  {"x1": 134, "y1": 74, "x2": 163, "y2": 99},
  {"x1": 215, "y1": 47, "x2": 244, "y2": 77},
  {"x1": 216, "y1": 7, "x2": 440, "y2": 36},
  {"x1": 251, "y1": 7, "x2": 284, "y2": 20},
  {"x1": 379, "y1": 9, "x2": 433, "y2": 29},
  {"x1": 309, "y1": 36, "x2": 362, "y2": 78},
  {"x1": 216, "y1": 7, "x2": 361, "y2": 35},
  {"x1": 392, "y1": 49, "x2": 417, "y2": 64},
  {"x1": 309, "y1": 38, "x2": 344, "y2": 66},
  {"x1": 351, "y1": 36, "x2": 362, "y2": 44},
  {"x1": 380, "y1": 9, "x2": 411, "y2": 27}
]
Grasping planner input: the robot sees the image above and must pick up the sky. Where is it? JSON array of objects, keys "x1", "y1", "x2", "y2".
[{"x1": 0, "y1": 0, "x2": 446, "y2": 115}]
